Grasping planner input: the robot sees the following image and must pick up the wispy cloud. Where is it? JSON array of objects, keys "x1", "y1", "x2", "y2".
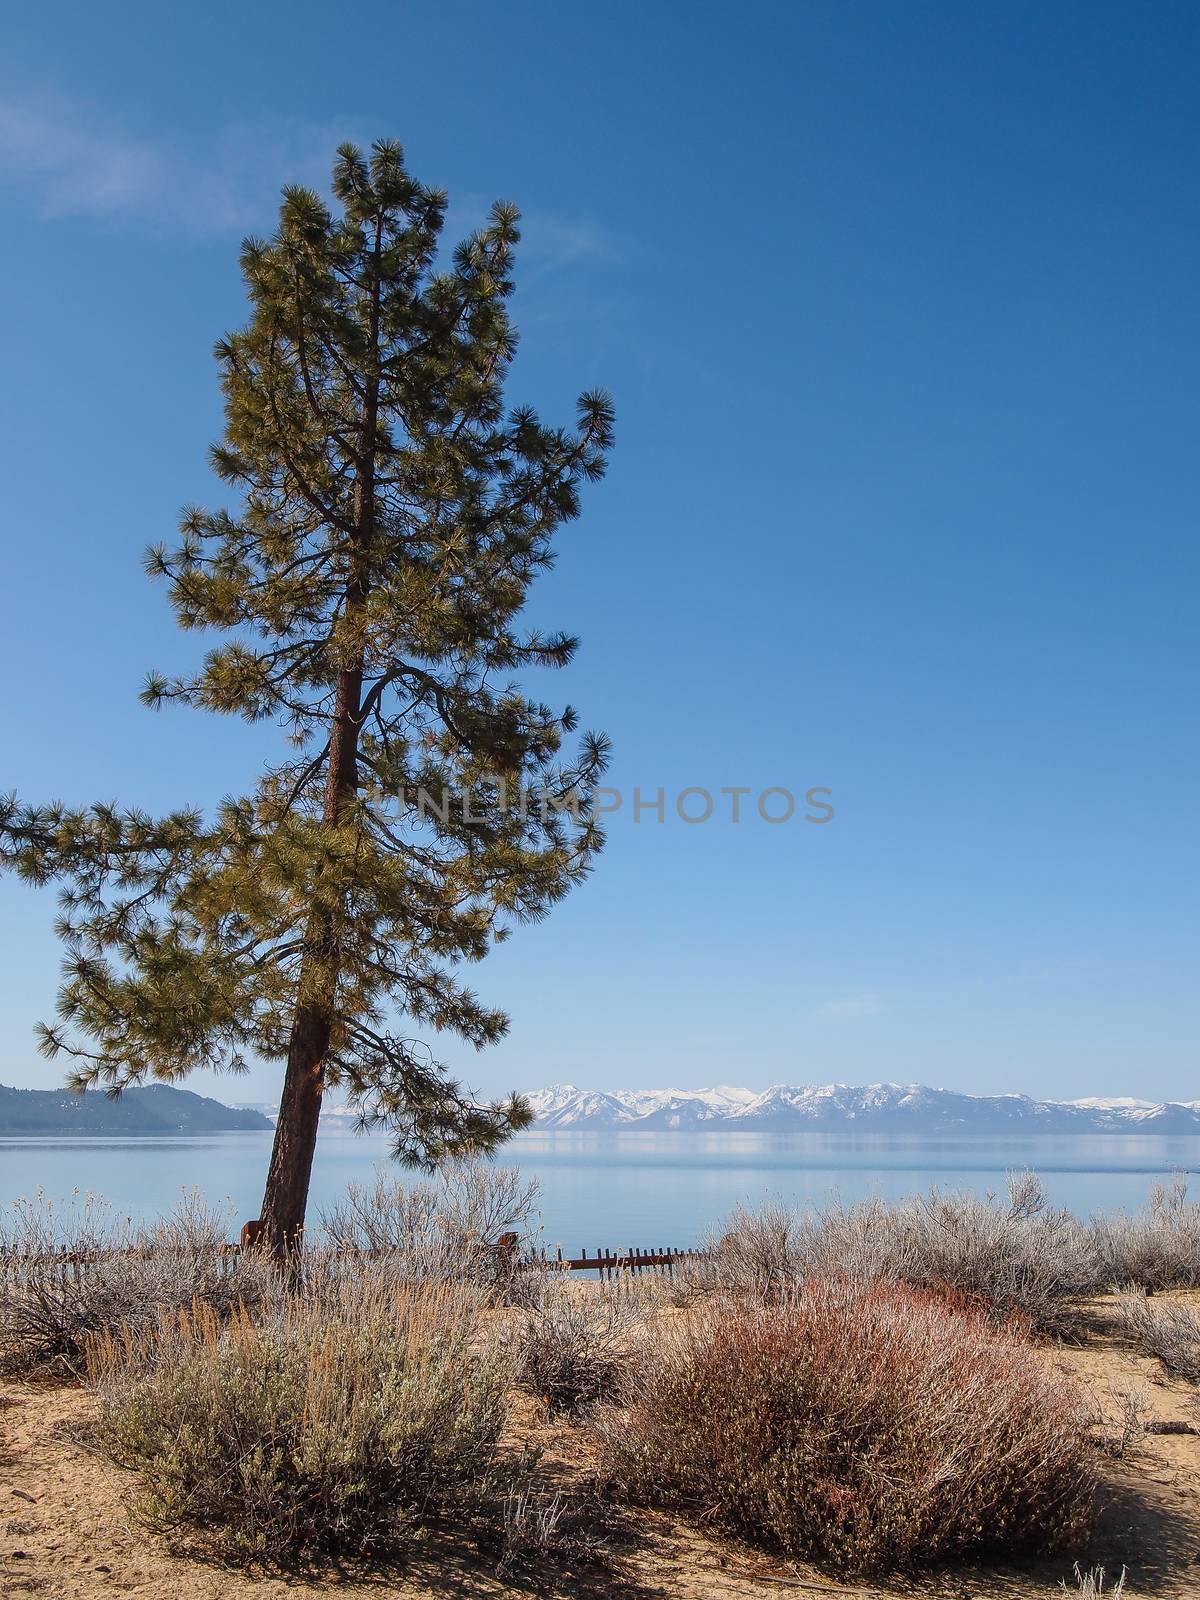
[
  {"x1": 0, "y1": 94, "x2": 624, "y2": 310},
  {"x1": 0, "y1": 87, "x2": 624, "y2": 362},
  {"x1": 0, "y1": 92, "x2": 356, "y2": 235},
  {"x1": 517, "y1": 212, "x2": 619, "y2": 280},
  {"x1": 441, "y1": 191, "x2": 623, "y2": 340},
  {"x1": 444, "y1": 193, "x2": 618, "y2": 280},
  {"x1": 816, "y1": 994, "x2": 883, "y2": 1021}
]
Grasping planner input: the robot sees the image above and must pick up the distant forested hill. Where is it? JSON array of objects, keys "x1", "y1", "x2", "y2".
[{"x1": 0, "y1": 1083, "x2": 271, "y2": 1135}]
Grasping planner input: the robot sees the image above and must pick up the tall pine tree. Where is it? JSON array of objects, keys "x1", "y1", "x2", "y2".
[{"x1": 0, "y1": 140, "x2": 613, "y2": 1251}]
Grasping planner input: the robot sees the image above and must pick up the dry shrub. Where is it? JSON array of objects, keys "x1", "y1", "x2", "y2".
[
  {"x1": 86, "y1": 1269, "x2": 509, "y2": 1562},
  {"x1": 1115, "y1": 1289, "x2": 1200, "y2": 1383},
  {"x1": 510, "y1": 1280, "x2": 648, "y2": 1414},
  {"x1": 1089, "y1": 1176, "x2": 1200, "y2": 1292},
  {"x1": 895, "y1": 1177, "x2": 1094, "y2": 1337},
  {"x1": 0, "y1": 1190, "x2": 279, "y2": 1378},
  {"x1": 593, "y1": 1276, "x2": 1095, "y2": 1576},
  {"x1": 698, "y1": 1176, "x2": 1093, "y2": 1336},
  {"x1": 682, "y1": 1176, "x2": 1200, "y2": 1333},
  {"x1": 665, "y1": 1198, "x2": 905, "y2": 1307},
  {"x1": 1091, "y1": 1382, "x2": 1150, "y2": 1458},
  {"x1": 317, "y1": 1163, "x2": 542, "y2": 1301},
  {"x1": 697, "y1": 1201, "x2": 812, "y2": 1295},
  {"x1": 493, "y1": 1488, "x2": 611, "y2": 1579}
]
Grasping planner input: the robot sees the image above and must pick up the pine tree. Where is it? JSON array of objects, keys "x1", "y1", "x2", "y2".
[{"x1": 0, "y1": 140, "x2": 613, "y2": 1252}]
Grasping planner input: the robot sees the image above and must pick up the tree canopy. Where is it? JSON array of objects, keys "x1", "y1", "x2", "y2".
[{"x1": 0, "y1": 139, "x2": 613, "y2": 1244}]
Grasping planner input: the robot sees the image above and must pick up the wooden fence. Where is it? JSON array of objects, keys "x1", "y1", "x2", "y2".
[
  {"x1": 528, "y1": 1244, "x2": 699, "y2": 1281},
  {"x1": 0, "y1": 1243, "x2": 243, "y2": 1288},
  {"x1": 0, "y1": 1241, "x2": 700, "y2": 1288}
]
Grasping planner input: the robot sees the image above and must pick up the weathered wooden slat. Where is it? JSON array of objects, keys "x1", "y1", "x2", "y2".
[{"x1": 2, "y1": 1240, "x2": 703, "y2": 1285}]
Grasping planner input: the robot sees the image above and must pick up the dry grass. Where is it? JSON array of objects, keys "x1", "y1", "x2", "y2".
[
  {"x1": 492, "y1": 1486, "x2": 611, "y2": 1579},
  {"x1": 593, "y1": 1276, "x2": 1096, "y2": 1576},
  {"x1": 1063, "y1": 1563, "x2": 1127, "y2": 1595}
]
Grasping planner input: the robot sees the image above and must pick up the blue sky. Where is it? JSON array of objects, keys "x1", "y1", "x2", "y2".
[{"x1": 1, "y1": 1, "x2": 1197, "y2": 1105}]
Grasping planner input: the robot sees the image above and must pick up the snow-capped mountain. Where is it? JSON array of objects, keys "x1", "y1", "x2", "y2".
[
  {"x1": 237, "y1": 1082, "x2": 1200, "y2": 1135},
  {"x1": 521, "y1": 1082, "x2": 1200, "y2": 1133},
  {"x1": 525, "y1": 1083, "x2": 757, "y2": 1129}
]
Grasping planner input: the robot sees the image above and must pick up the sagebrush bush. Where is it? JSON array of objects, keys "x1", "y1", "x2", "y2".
[
  {"x1": 1089, "y1": 1177, "x2": 1200, "y2": 1292},
  {"x1": 664, "y1": 1198, "x2": 902, "y2": 1308},
  {"x1": 510, "y1": 1280, "x2": 647, "y2": 1413},
  {"x1": 318, "y1": 1163, "x2": 541, "y2": 1300},
  {"x1": 0, "y1": 1190, "x2": 279, "y2": 1378},
  {"x1": 1115, "y1": 1289, "x2": 1200, "y2": 1383},
  {"x1": 694, "y1": 1176, "x2": 1094, "y2": 1336},
  {"x1": 593, "y1": 1276, "x2": 1095, "y2": 1576},
  {"x1": 894, "y1": 1178, "x2": 1094, "y2": 1336},
  {"x1": 87, "y1": 1271, "x2": 509, "y2": 1562}
]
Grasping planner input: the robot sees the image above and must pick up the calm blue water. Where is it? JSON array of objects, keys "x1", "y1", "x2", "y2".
[{"x1": 3, "y1": 1129, "x2": 1199, "y2": 1247}]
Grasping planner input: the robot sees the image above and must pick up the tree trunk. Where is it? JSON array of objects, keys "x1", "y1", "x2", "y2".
[
  {"x1": 255, "y1": 221, "x2": 382, "y2": 1259},
  {"x1": 257, "y1": 647, "x2": 365, "y2": 1256},
  {"x1": 258, "y1": 997, "x2": 332, "y2": 1254}
]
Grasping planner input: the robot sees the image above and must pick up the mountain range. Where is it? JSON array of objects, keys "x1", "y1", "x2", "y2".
[
  {"x1": 522, "y1": 1082, "x2": 1200, "y2": 1133},
  {"x1": 100, "y1": 1081, "x2": 1200, "y2": 1139},
  {"x1": 0, "y1": 1083, "x2": 272, "y2": 1136}
]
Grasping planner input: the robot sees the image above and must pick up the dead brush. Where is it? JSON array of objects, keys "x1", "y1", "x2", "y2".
[
  {"x1": 592, "y1": 1275, "x2": 1096, "y2": 1577},
  {"x1": 892, "y1": 1176, "x2": 1095, "y2": 1337},
  {"x1": 1089, "y1": 1382, "x2": 1150, "y2": 1458},
  {"x1": 85, "y1": 1267, "x2": 512, "y2": 1562},
  {"x1": 317, "y1": 1163, "x2": 542, "y2": 1302},
  {"x1": 494, "y1": 1487, "x2": 612, "y2": 1578},
  {"x1": 0, "y1": 1189, "x2": 279, "y2": 1378},
  {"x1": 697, "y1": 1176, "x2": 1094, "y2": 1337},
  {"x1": 510, "y1": 1279, "x2": 649, "y2": 1414},
  {"x1": 1089, "y1": 1175, "x2": 1200, "y2": 1292},
  {"x1": 1115, "y1": 1289, "x2": 1200, "y2": 1383}
]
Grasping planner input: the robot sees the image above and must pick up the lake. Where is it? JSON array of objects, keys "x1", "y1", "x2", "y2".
[{"x1": 3, "y1": 1128, "x2": 1200, "y2": 1246}]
